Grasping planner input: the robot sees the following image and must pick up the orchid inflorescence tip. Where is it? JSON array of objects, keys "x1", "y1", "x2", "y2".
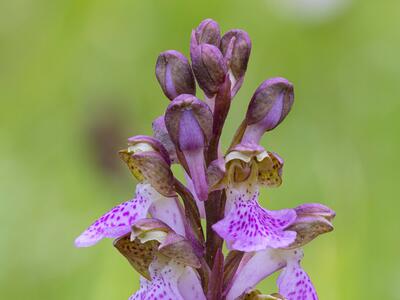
[{"x1": 75, "y1": 18, "x2": 335, "y2": 300}]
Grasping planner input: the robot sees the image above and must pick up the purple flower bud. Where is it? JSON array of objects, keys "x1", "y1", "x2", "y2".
[
  {"x1": 241, "y1": 77, "x2": 294, "y2": 145},
  {"x1": 220, "y1": 30, "x2": 252, "y2": 96},
  {"x1": 165, "y1": 94, "x2": 213, "y2": 201},
  {"x1": 156, "y1": 50, "x2": 196, "y2": 100},
  {"x1": 191, "y1": 44, "x2": 228, "y2": 98},
  {"x1": 192, "y1": 18, "x2": 221, "y2": 48}
]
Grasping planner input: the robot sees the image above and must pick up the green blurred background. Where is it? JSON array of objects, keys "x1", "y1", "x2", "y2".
[{"x1": 1, "y1": 0, "x2": 399, "y2": 299}]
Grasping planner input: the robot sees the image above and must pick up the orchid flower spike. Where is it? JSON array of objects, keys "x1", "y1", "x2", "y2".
[
  {"x1": 225, "y1": 203, "x2": 335, "y2": 300},
  {"x1": 75, "y1": 18, "x2": 335, "y2": 300},
  {"x1": 165, "y1": 94, "x2": 213, "y2": 201},
  {"x1": 74, "y1": 136, "x2": 185, "y2": 247}
]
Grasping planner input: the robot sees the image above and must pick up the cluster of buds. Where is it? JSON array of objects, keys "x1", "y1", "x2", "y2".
[{"x1": 75, "y1": 19, "x2": 335, "y2": 300}]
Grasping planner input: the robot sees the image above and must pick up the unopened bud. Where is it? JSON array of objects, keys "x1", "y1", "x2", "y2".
[
  {"x1": 191, "y1": 44, "x2": 227, "y2": 98},
  {"x1": 220, "y1": 29, "x2": 252, "y2": 96},
  {"x1": 156, "y1": 50, "x2": 196, "y2": 100},
  {"x1": 192, "y1": 18, "x2": 221, "y2": 48},
  {"x1": 241, "y1": 78, "x2": 294, "y2": 145}
]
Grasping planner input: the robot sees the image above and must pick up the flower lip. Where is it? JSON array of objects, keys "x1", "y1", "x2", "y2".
[{"x1": 155, "y1": 50, "x2": 196, "y2": 100}]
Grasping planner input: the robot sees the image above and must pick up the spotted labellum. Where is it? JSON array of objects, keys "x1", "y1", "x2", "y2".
[{"x1": 75, "y1": 19, "x2": 335, "y2": 300}]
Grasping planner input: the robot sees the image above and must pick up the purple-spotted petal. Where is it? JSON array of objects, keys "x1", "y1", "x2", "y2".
[
  {"x1": 75, "y1": 183, "x2": 155, "y2": 247},
  {"x1": 212, "y1": 183, "x2": 296, "y2": 251},
  {"x1": 277, "y1": 250, "x2": 318, "y2": 300},
  {"x1": 75, "y1": 183, "x2": 186, "y2": 247}
]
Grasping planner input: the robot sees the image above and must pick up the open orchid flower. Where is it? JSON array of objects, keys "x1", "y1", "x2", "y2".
[
  {"x1": 75, "y1": 136, "x2": 185, "y2": 247},
  {"x1": 75, "y1": 18, "x2": 335, "y2": 300},
  {"x1": 225, "y1": 203, "x2": 335, "y2": 300},
  {"x1": 114, "y1": 219, "x2": 205, "y2": 300},
  {"x1": 212, "y1": 143, "x2": 297, "y2": 252}
]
